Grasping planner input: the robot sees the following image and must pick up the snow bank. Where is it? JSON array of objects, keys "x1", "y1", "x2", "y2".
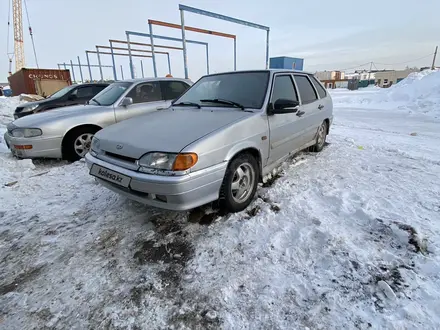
[{"x1": 331, "y1": 70, "x2": 440, "y2": 117}]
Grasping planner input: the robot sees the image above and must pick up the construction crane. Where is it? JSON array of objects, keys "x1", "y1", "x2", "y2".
[
  {"x1": 12, "y1": 0, "x2": 25, "y2": 72},
  {"x1": 7, "y1": 0, "x2": 38, "y2": 75}
]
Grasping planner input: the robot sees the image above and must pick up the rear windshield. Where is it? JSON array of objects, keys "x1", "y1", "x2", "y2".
[{"x1": 175, "y1": 72, "x2": 270, "y2": 109}]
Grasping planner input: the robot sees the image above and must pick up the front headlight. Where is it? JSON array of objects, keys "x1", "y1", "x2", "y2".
[
  {"x1": 138, "y1": 152, "x2": 198, "y2": 172},
  {"x1": 11, "y1": 128, "x2": 42, "y2": 138},
  {"x1": 90, "y1": 137, "x2": 101, "y2": 156},
  {"x1": 22, "y1": 104, "x2": 39, "y2": 112}
]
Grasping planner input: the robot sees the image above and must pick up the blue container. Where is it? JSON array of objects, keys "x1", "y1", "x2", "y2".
[{"x1": 269, "y1": 57, "x2": 304, "y2": 71}]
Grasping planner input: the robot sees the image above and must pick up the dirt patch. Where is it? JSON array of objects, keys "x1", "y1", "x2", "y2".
[
  {"x1": 262, "y1": 172, "x2": 283, "y2": 188},
  {"x1": 0, "y1": 265, "x2": 45, "y2": 295},
  {"x1": 391, "y1": 221, "x2": 428, "y2": 254},
  {"x1": 133, "y1": 238, "x2": 193, "y2": 265}
]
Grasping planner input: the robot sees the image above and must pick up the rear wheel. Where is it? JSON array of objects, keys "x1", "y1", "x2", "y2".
[
  {"x1": 220, "y1": 153, "x2": 259, "y2": 213},
  {"x1": 63, "y1": 126, "x2": 99, "y2": 161},
  {"x1": 311, "y1": 121, "x2": 328, "y2": 152}
]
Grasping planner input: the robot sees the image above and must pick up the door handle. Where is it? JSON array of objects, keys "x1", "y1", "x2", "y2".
[
  {"x1": 318, "y1": 104, "x2": 324, "y2": 110},
  {"x1": 156, "y1": 107, "x2": 166, "y2": 110},
  {"x1": 296, "y1": 111, "x2": 305, "y2": 117}
]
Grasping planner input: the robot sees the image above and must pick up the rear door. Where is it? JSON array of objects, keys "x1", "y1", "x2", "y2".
[
  {"x1": 267, "y1": 74, "x2": 306, "y2": 165},
  {"x1": 114, "y1": 81, "x2": 167, "y2": 122},
  {"x1": 292, "y1": 74, "x2": 321, "y2": 144}
]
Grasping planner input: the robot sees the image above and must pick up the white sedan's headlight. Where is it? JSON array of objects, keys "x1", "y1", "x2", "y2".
[
  {"x1": 138, "y1": 152, "x2": 198, "y2": 172},
  {"x1": 90, "y1": 137, "x2": 102, "y2": 156},
  {"x1": 22, "y1": 104, "x2": 39, "y2": 112},
  {"x1": 11, "y1": 128, "x2": 42, "y2": 138}
]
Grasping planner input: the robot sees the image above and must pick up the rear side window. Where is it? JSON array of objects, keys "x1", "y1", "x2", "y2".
[
  {"x1": 294, "y1": 75, "x2": 318, "y2": 104},
  {"x1": 75, "y1": 86, "x2": 95, "y2": 98},
  {"x1": 271, "y1": 75, "x2": 298, "y2": 103},
  {"x1": 310, "y1": 76, "x2": 327, "y2": 98},
  {"x1": 93, "y1": 85, "x2": 108, "y2": 95},
  {"x1": 160, "y1": 81, "x2": 190, "y2": 100}
]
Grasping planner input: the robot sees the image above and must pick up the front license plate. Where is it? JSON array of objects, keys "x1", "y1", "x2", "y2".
[{"x1": 90, "y1": 164, "x2": 131, "y2": 187}]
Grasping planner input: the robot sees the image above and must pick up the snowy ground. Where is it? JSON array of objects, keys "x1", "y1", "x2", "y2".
[{"x1": 1, "y1": 72, "x2": 440, "y2": 329}]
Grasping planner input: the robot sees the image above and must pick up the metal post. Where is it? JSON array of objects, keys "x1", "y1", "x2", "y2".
[
  {"x1": 233, "y1": 38, "x2": 237, "y2": 70},
  {"x1": 180, "y1": 9, "x2": 189, "y2": 79},
  {"x1": 120, "y1": 65, "x2": 124, "y2": 80},
  {"x1": 70, "y1": 60, "x2": 76, "y2": 82},
  {"x1": 57, "y1": 64, "x2": 60, "y2": 69},
  {"x1": 126, "y1": 33, "x2": 134, "y2": 79},
  {"x1": 432, "y1": 46, "x2": 438, "y2": 70},
  {"x1": 148, "y1": 22, "x2": 158, "y2": 77},
  {"x1": 166, "y1": 53, "x2": 171, "y2": 74},
  {"x1": 265, "y1": 29, "x2": 270, "y2": 69},
  {"x1": 140, "y1": 60, "x2": 144, "y2": 78},
  {"x1": 77, "y1": 56, "x2": 84, "y2": 83},
  {"x1": 206, "y1": 45, "x2": 209, "y2": 74},
  {"x1": 110, "y1": 40, "x2": 118, "y2": 80},
  {"x1": 86, "y1": 51, "x2": 93, "y2": 81},
  {"x1": 63, "y1": 62, "x2": 67, "y2": 70},
  {"x1": 96, "y1": 46, "x2": 104, "y2": 81}
]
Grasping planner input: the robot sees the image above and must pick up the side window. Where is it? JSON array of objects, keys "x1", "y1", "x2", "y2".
[
  {"x1": 310, "y1": 76, "x2": 327, "y2": 99},
  {"x1": 271, "y1": 75, "x2": 298, "y2": 103},
  {"x1": 126, "y1": 82, "x2": 162, "y2": 104},
  {"x1": 161, "y1": 81, "x2": 190, "y2": 100},
  {"x1": 76, "y1": 86, "x2": 95, "y2": 98},
  {"x1": 294, "y1": 75, "x2": 318, "y2": 104},
  {"x1": 93, "y1": 85, "x2": 107, "y2": 95}
]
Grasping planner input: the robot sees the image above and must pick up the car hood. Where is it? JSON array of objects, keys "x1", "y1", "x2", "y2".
[
  {"x1": 17, "y1": 99, "x2": 48, "y2": 109},
  {"x1": 12, "y1": 104, "x2": 100, "y2": 127},
  {"x1": 96, "y1": 108, "x2": 252, "y2": 159}
]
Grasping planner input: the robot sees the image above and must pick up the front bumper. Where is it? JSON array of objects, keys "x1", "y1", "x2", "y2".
[
  {"x1": 85, "y1": 153, "x2": 227, "y2": 211},
  {"x1": 3, "y1": 132, "x2": 63, "y2": 159}
]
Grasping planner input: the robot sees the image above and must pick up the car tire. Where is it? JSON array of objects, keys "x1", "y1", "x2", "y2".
[
  {"x1": 311, "y1": 120, "x2": 328, "y2": 152},
  {"x1": 219, "y1": 153, "x2": 259, "y2": 213},
  {"x1": 62, "y1": 126, "x2": 100, "y2": 162}
]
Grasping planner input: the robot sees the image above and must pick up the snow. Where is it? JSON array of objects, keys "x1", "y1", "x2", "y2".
[
  {"x1": 332, "y1": 69, "x2": 440, "y2": 118},
  {"x1": 1, "y1": 72, "x2": 440, "y2": 329}
]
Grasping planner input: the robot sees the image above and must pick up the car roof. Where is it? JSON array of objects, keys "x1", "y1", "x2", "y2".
[
  {"x1": 201, "y1": 69, "x2": 314, "y2": 76},
  {"x1": 120, "y1": 77, "x2": 192, "y2": 83}
]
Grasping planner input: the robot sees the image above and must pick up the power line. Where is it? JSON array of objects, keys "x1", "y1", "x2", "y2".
[
  {"x1": 374, "y1": 53, "x2": 434, "y2": 66},
  {"x1": 23, "y1": 0, "x2": 39, "y2": 68},
  {"x1": 336, "y1": 62, "x2": 371, "y2": 72}
]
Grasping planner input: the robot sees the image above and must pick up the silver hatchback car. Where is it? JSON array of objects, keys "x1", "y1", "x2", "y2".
[
  {"x1": 86, "y1": 70, "x2": 333, "y2": 212},
  {"x1": 4, "y1": 78, "x2": 192, "y2": 160}
]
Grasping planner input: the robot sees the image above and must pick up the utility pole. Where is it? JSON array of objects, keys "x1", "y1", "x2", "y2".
[
  {"x1": 367, "y1": 61, "x2": 373, "y2": 85},
  {"x1": 432, "y1": 46, "x2": 438, "y2": 70}
]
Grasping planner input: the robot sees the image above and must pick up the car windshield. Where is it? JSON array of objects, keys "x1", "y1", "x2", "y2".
[
  {"x1": 90, "y1": 82, "x2": 132, "y2": 106},
  {"x1": 174, "y1": 71, "x2": 270, "y2": 109},
  {"x1": 48, "y1": 85, "x2": 76, "y2": 99}
]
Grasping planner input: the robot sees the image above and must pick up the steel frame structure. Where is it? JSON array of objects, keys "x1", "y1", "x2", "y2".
[
  {"x1": 126, "y1": 30, "x2": 210, "y2": 79},
  {"x1": 108, "y1": 40, "x2": 178, "y2": 80},
  {"x1": 58, "y1": 62, "x2": 113, "y2": 83},
  {"x1": 179, "y1": 4, "x2": 270, "y2": 78},
  {"x1": 86, "y1": 50, "x2": 152, "y2": 81},
  {"x1": 147, "y1": 19, "x2": 235, "y2": 79}
]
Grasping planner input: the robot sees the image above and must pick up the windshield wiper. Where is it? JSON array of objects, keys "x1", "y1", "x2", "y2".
[
  {"x1": 172, "y1": 101, "x2": 201, "y2": 109},
  {"x1": 91, "y1": 98, "x2": 101, "y2": 106},
  {"x1": 200, "y1": 98, "x2": 246, "y2": 110}
]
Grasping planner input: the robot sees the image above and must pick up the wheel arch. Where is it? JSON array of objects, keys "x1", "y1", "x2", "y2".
[
  {"x1": 224, "y1": 143, "x2": 263, "y2": 181},
  {"x1": 61, "y1": 124, "x2": 102, "y2": 157}
]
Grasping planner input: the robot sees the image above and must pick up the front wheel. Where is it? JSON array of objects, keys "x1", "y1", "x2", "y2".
[
  {"x1": 220, "y1": 154, "x2": 259, "y2": 213},
  {"x1": 63, "y1": 126, "x2": 99, "y2": 161},
  {"x1": 311, "y1": 121, "x2": 328, "y2": 152}
]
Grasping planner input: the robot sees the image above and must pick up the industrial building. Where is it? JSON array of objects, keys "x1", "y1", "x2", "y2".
[
  {"x1": 374, "y1": 68, "x2": 418, "y2": 87},
  {"x1": 269, "y1": 57, "x2": 304, "y2": 71}
]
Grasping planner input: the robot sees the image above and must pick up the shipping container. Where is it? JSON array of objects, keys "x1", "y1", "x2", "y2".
[
  {"x1": 7, "y1": 68, "x2": 72, "y2": 96},
  {"x1": 269, "y1": 56, "x2": 304, "y2": 71}
]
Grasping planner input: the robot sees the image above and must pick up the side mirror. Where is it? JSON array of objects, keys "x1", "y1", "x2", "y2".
[
  {"x1": 271, "y1": 99, "x2": 300, "y2": 114},
  {"x1": 120, "y1": 97, "x2": 133, "y2": 107},
  {"x1": 68, "y1": 94, "x2": 77, "y2": 101}
]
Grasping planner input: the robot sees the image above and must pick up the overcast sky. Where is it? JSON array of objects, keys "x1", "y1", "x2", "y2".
[{"x1": 1, "y1": 0, "x2": 439, "y2": 82}]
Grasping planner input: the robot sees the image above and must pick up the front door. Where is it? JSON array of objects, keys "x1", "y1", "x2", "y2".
[
  {"x1": 267, "y1": 74, "x2": 307, "y2": 165},
  {"x1": 114, "y1": 81, "x2": 168, "y2": 122}
]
